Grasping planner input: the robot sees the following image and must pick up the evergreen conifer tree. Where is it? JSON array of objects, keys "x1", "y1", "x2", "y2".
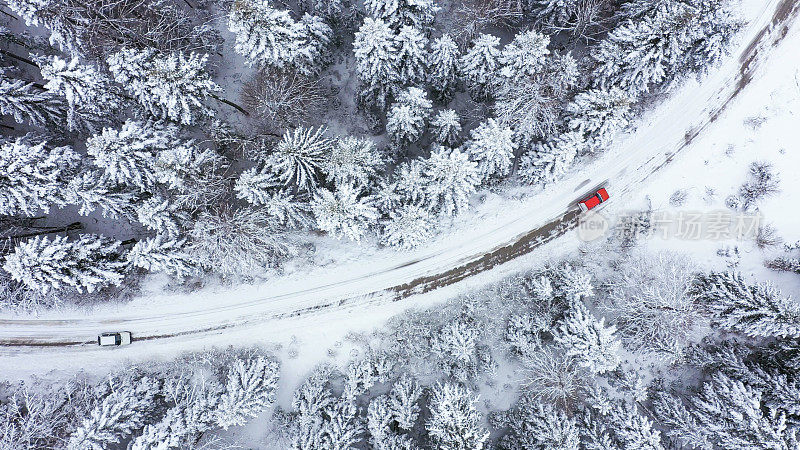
[
  {"x1": 428, "y1": 34, "x2": 460, "y2": 102},
  {"x1": 108, "y1": 48, "x2": 219, "y2": 125}
]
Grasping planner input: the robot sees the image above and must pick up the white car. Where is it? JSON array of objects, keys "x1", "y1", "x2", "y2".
[{"x1": 98, "y1": 331, "x2": 132, "y2": 347}]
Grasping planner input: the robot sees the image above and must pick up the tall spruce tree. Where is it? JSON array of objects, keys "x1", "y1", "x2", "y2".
[
  {"x1": 0, "y1": 138, "x2": 81, "y2": 216},
  {"x1": 108, "y1": 48, "x2": 219, "y2": 125},
  {"x1": 3, "y1": 234, "x2": 127, "y2": 294},
  {"x1": 428, "y1": 34, "x2": 460, "y2": 102},
  {"x1": 354, "y1": 18, "x2": 400, "y2": 108}
]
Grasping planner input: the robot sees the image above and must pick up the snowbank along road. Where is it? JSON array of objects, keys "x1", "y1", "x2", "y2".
[{"x1": 0, "y1": 0, "x2": 798, "y2": 355}]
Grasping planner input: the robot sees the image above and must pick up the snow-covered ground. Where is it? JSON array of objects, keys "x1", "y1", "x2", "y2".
[
  {"x1": 0, "y1": 0, "x2": 797, "y2": 381},
  {"x1": 628, "y1": 39, "x2": 800, "y2": 295}
]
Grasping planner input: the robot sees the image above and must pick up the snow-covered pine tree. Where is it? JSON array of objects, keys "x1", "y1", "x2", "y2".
[
  {"x1": 153, "y1": 143, "x2": 225, "y2": 200},
  {"x1": 386, "y1": 87, "x2": 432, "y2": 147},
  {"x1": 38, "y1": 55, "x2": 109, "y2": 111},
  {"x1": 683, "y1": 0, "x2": 743, "y2": 72},
  {"x1": 593, "y1": 0, "x2": 741, "y2": 96},
  {"x1": 609, "y1": 403, "x2": 665, "y2": 450},
  {"x1": 312, "y1": 183, "x2": 378, "y2": 241},
  {"x1": 217, "y1": 356, "x2": 280, "y2": 429},
  {"x1": 0, "y1": 138, "x2": 81, "y2": 216},
  {"x1": 388, "y1": 374, "x2": 422, "y2": 430},
  {"x1": 395, "y1": 25, "x2": 428, "y2": 86},
  {"x1": 498, "y1": 30, "x2": 550, "y2": 83},
  {"x1": 367, "y1": 396, "x2": 399, "y2": 448},
  {"x1": 107, "y1": 48, "x2": 219, "y2": 125},
  {"x1": 529, "y1": 0, "x2": 584, "y2": 27},
  {"x1": 354, "y1": 18, "x2": 400, "y2": 109},
  {"x1": 557, "y1": 263, "x2": 595, "y2": 301},
  {"x1": 294, "y1": 13, "x2": 334, "y2": 76},
  {"x1": 428, "y1": 34, "x2": 460, "y2": 102},
  {"x1": 68, "y1": 375, "x2": 160, "y2": 450},
  {"x1": 518, "y1": 131, "x2": 584, "y2": 185},
  {"x1": 426, "y1": 382, "x2": 489, "y2": 450},
  {"x1": 234, "y1": 167, "x2": 310, "y2": 226},
  {"x1": 381, "y1": 204, "x2": 434, "y2": 250},
  {"x1": 592, "y1": 7, "x2": 676, "y2": 95},
  {"x1": 85, "y1": 120, "x2": 169, "y2": 191},
  {"x1": 290, "y1": 366, "x2": 369, "y2": 449},
  {"x1": 364, "y1": 0, "x2": 440, "y2": 31},
  {"x1": 130, "y1": 360, "x2": 235, "y2": 450},
  {"x1": 309, "y1": 0, "x2": 345, "y2": 27},
  {"x1": 373, "y1": 179, "x2": 402, "y2": 215},
  {"x1": 323, "y1": 136, "x2": 385, "y2": 188},
  {"x1": 459, "y1": 34, "x2": 501, "y2": 100},
  {"x1": 267, "y1": 126, "x2": 332, "y2": 192},
  {"x1": 135, "y1": 196, "x2": 188, "y2": 238},
  {"x1": 430, "y1": 109, "x2": 462, "y2": 146},
  {"x1": 555, "y1": 301, "x2": 621, "y2": 374},
  {"x1": 3, "y1": 234, "x2": 127, "y2": 294},
  {"x1": 692, "y1": 271, "x2": 800, "y2": 339},
  {"x1": 495, "y1": 30, "x2": 578, "y2": 142},
  {"x1": 465, "y1": 118, "x2": 516, "y2": 181},
  {"x1": 130, "y1": 397, "x2": 217, "y2": 450},
  {"x1": 65, "y1": 170, "x2": 137, "y2": 219},
  {"x1": 422, "y1": 146, "x2": 479, "y2": 216},
  {"x1": 342, "y1": 358, "x2": 377, "y2": 400},
  {"x1": 234, "y1": 167, "x2": 280, "y2": 206},
  {"x1": 431, "y1": 320, "x2": 482, "y2": 382},
  {"x1": 500, "y1": 399, "x2": 581, "y2": 449},
  {"x1": 396, "y1": 85, "x2": 433, "y2": 113},
  {"x1": 228, "y1": 0, "x2": 304, "y2": 69},
  {"x1": 37, "y1": 55, "x2": 121, "y2": 132},
  {"x1": 393, "y1": 159, "x2": 426, "y2": 206},
  {"x1": 565, "y1": 87, "x2": 632, "y2": 151},
  {"x1": 127, "y1": 236, "x2": 196, "y2": 278},
  {"x1": 652, "y1": 392, "x2": 713, "y2": 450},
  {"x1": 526, "y1": 274, "x2": 554, "y2": 301},
  {"x1": 91, "y1": 121, "x2": 217, "y2": 199},
  {"x1": 324, "y1": 399, "x2": 365, "y2": 449},
  {"x1": 0, "y1": 75, "x2": 64, "y2": 127},
  {"x1": 262, "y1": 189, "x2": 313, "y2": 229},
  {"x1": 290, "y1": 368, "x2": 335, "y2": 448}
]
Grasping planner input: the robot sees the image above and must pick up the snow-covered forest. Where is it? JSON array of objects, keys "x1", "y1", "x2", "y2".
[
  {"x1": 0, "y1": 0, "x2": 742, "y2": 309},
  {"x1": 4, "y1": 222, "x2": 800, "y2": 449},
  {"x1": 1, "y1": 347, "x2": 281, "y2": 449},
  {"x1": 6, "y1": 0, "x2": 800, "y2": 448}
]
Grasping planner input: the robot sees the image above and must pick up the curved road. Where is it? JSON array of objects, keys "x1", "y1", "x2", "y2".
[{"x1": 0, "y1": 0, "x2": 798, "y2": 356}]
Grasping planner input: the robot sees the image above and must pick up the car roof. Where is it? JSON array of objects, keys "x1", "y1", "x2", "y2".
[{"x1": 582, "y1": 195, "x2": 600, "y2": 207}]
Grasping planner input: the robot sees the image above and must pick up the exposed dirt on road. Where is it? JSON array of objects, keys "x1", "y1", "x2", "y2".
[{"x1": 391, "y1": 211, "x2": 579, "y2": 298}]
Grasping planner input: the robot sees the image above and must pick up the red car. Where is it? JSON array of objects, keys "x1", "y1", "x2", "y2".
[{"x1": 578, "y1": 188, "x2": 609, "y2": 212}]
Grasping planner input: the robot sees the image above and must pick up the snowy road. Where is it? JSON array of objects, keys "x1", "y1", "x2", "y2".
[{"x1": 0, "y1": 0, "x2": 798, "y2": 360}]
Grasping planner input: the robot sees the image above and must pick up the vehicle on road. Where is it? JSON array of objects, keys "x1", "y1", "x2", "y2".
[
  {"x1": 578, "y1": 188, "x2": 610, "y2": 212},
  {"x1": 98, "y1": 331, "x2": 132, "y2": 347}
]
